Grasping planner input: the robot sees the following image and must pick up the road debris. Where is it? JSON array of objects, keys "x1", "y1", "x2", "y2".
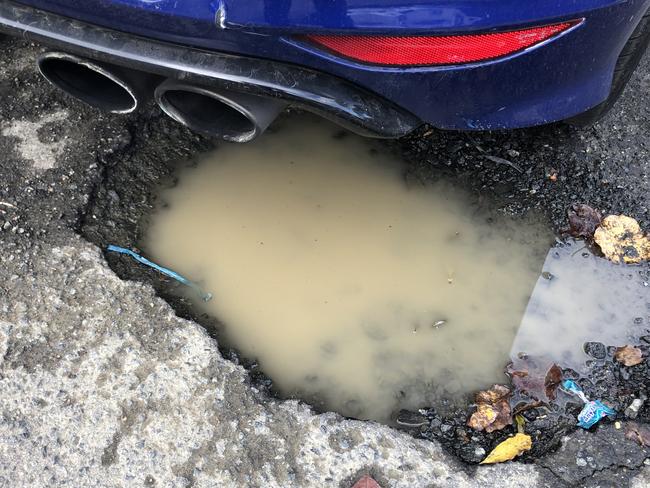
[
  {"x1": 514, "y1": 414, "x2": 526, "y2": 433},
  {"x1": 567, "y1": 204, "x2": 602, "y2": 238},
  {"x1": 395, "y1": 410, "x2": 429, "y2": 428},
  {"x1": 106, "y1": 245, "x2": 213, "y2": 301},
  {"x1": 562, "y1": 380, "x2": 616, "y2": 429},
  {"x1": 577, "y1": 400, "x2": 617, "y2": 429},
  {"x1": 483, "y1": 155, "x2": 524, "y2": 173},
  {"x1": 594, "y1": 214, "x2": 650, "y2": 264},
  {"x1": 614, "y1": 345, "x2": 645, "y2": 367},
  {"x1": 480, "y1": 433, "x2": 532, "y2": 464},
  {"x1": 625, "y1": 397, "x2": 646, "y2": 419},
  {"x1": 541, "y1": 271, "x2": 554, "y2": 280},
  {"x1": 479, "y1": 414, "x2": 531, "y2": 466},
  {"x1": 625, "y1": 422, "x2": 650, "y2": 447},
  {"x1": 544, "y1": 364, "x2": 562, "y2": 400},
  {"x1": 467, "y1": 385, "x2": 512, "y2": 432}
]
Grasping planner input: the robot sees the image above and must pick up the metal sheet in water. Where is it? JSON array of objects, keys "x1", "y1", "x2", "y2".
[
  {"x1": 146, "y1": 117, "x2": 553, "y2": 421},
  {"x1": 511, "y1": 240, "x2": 649, "y2": 368}
]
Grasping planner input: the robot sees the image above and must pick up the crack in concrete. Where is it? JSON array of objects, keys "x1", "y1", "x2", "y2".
[
  {"x1": 100, "y1": 400, "x2": 146, "y2": 467},
  {"x1": 570, "y1": 457, "x2": 650, "y2": 486},
  {"x1": 542, "y1": 450, "x2": 650, "y2": 486},
  {"x1": 535, "y1": 464, "x2": 571, "y2": 487}
]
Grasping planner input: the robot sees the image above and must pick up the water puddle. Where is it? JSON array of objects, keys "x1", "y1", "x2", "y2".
[{"x1": 145, "y1": 116, "x2": 647, "y2": 423}]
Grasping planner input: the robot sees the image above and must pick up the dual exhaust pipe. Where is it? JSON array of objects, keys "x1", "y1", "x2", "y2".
[{"x1": 38, "y1": 52, "x2": 285, "y2": 142}]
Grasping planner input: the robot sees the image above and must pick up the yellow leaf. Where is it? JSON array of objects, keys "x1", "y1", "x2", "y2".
[
  {"x1": 480, "y1": 433, "x2": 532, "y2": 464},
  {"x1": 594, "y1": 215, "x2": 650, "y2": 264}
]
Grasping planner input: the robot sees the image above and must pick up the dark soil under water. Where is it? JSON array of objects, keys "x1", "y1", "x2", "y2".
[{"x1": 80, "y1": 113, "x2": 650, "y2": 465}]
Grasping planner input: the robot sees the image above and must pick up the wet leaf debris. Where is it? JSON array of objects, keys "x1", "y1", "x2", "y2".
[
  {"x1": 567, "y1": 204, "x2": 602, "y2": 238},
  {"x1": 594, "y1": 215, "x2": 650, "y2": 264},
  {"x1": 614, "y1": 345, "x2": 645, "y2": 367},
  {"x1": 564, "y1": 206, "x2": 650, "y2": 264},
  {"x1": 467, "y1": 385, "x2": 512, "y2": 433},
  {"x1": 415, "y1": 331, "x2": 650, "y2": 464}
]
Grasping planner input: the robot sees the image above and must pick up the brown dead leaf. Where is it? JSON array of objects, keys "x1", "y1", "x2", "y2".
[
  {"x1": 594, "y1": 215, "x2": 650, "y2": 264},
  {"x1": 468, "y1": 385, "x2": 512, "y2": 432},
  {"x1": 468, "y1": 404, "x2": 498, "y2": 430},
  {"x1": 625, "y1": 422, "x2": 650, "y2": 447},
  {"x1": 476, "y1": 384, "x2": 510, "y2": 404},
  {"x1": 544, "y1": 364, "x2": 562, "y2": 401},
  {"x1": 567, "y1": 204, "x2": 602, "y2": 238},
  {"x1": 507, "y1": 359, "x2": 562, "y2": 402},
  {"x1": 614, "y1": 345, "x2": 644, "y2": 367}
]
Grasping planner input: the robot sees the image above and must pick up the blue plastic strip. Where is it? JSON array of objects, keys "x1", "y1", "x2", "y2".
[{"x1": 106, "y1": 245, "x2": 212, "y2": 302}]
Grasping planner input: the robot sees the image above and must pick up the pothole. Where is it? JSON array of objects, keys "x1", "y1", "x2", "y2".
[
  {"x1": 81, "y1": 113, "x2": 650, "y2": 466},
  {"x1": 144, "y1": 116, "x2": 552, "y2": 422}
]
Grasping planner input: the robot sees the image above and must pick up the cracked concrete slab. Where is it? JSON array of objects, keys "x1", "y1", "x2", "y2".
[{"x1": 0, "y1": 240, "x2": 551, "y2": 487}]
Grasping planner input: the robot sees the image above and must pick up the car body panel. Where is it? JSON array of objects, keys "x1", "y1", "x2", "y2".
[
  {"x1": 10, "y1": 0, "x2": 650, "y2": 130},
  {"x1": 13, "y1": 0, "x2": 632, "y2": 32}
]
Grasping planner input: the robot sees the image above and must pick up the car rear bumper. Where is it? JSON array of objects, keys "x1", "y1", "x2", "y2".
[
  {"x1": 3, "y1": 0, "x2": 650, "y2": 131},
  {"x1": 0, "y1": 1, "x2": 420, "y2": 137}
]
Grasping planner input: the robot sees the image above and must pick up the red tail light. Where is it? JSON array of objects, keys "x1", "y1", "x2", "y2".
[{"x1": 300, "y1": 21, "x2": 580, "y2": 66}]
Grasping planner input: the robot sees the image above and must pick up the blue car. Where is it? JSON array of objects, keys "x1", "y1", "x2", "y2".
[{"x1": 1, "y1": 0, "x2": 649, "y2": 142}]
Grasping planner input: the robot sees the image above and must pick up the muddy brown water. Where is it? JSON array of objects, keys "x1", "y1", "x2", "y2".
[{"x1": 145, "y1": 116, "x2": 647, "y2": 422}]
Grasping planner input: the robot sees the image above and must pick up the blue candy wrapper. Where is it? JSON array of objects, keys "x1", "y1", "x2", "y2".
[
  {"x1": 562, "y1": 380, "x2": 616, "y2": 429},
  {"x1": 577, "y1": 400, "x2": 616, "y2": 429}
]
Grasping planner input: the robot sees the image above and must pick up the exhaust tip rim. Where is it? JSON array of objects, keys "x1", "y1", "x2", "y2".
[
  {"x1": 38, "y1": 52, "x2": 138, "y2": 114},
  {"x1": 154, "y1": 83, "x2": 262, "y2": 143}
]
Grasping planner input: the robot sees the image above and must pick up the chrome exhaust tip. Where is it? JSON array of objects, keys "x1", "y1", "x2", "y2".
[
  {"x1": 38, "y1": 52, "x2": 142, "y2": 114},
  {"x1": 154, "y1": 80, "x2": 287, "y2": 142}
]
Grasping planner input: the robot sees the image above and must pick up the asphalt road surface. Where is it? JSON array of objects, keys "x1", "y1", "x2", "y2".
[{"x1": 0, "y1": 36, "x2": 649, "y2": 487}]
